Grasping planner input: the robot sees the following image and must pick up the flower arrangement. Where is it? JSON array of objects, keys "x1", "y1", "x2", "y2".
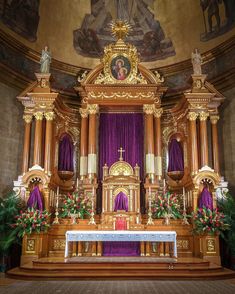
[
  {"x1": 13, "y1": 208, "x2": 51, "y2": 237},
  {"x1": 152, "y1": 192, "x2": 181, "y2": 219},
  {"x1": 192, "y1": 207, "x2": 230, "y2": 235},
  {"x1": 60, "y1": 192, "x2": 92, "y2": 219}
]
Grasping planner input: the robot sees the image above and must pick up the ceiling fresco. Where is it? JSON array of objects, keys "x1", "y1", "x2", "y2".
[{"x1": 73, "y1": 0, "x2": 175, "y2": 62}]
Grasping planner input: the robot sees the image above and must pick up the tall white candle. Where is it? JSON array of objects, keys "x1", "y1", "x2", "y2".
[
  {"x1": 183, "y1": 187, "x2": 186, "y2": 210},
  {"x1": 76, "y1": 178, "x2": 79, "y2": 189},
  {"x1": 56, "y1": 186, "x2": 59, "y2": 196}
]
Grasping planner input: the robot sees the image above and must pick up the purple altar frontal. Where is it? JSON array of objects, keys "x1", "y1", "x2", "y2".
[{"x1": 65, "y1": 230, "x2": 177, "y2": 258}]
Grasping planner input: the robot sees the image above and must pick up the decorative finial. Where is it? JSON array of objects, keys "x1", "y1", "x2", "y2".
[
  {"x1": 111, "y1": 20, "x2": 131, "y2": 40},
  {"x1": 118, "y1": 147, "x2": 125, "y2": 161}
]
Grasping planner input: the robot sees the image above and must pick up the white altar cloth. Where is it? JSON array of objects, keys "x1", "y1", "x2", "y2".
[{"x1": 65, "y1": 230, "x2": 177, "y2": 258}]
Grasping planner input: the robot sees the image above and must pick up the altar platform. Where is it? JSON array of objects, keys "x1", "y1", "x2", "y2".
[{"x1": 7, "y1": 257, "x2": 235, "y2": 280}]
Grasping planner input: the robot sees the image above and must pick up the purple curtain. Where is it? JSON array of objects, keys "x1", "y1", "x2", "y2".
[
  {"x1": 27, "y1": 186, "x2": 43, "y2": 211},
  {"x1": 114, "y1": 192, "x2": 128, "y2": 211},
  {"x1": 99, "y1": 113, "x2": 144, "y2": 179},
  {"x1": 168, "y1": 139, "x2": 184, "y2": 172},
  {"x1": 58, "y1": 133, "x2": 74, "y2": 171},
  {"x1": 99, "y1": 113, "x2": 143, "y2": 256},
  {"x1": 199, "y1": 187, "x2": 213, "y2": 210}
]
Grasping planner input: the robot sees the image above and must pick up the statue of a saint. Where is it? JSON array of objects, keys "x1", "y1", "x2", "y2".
[
  {"x1": 40, "y1": 46, "x2": 51, "y2": 73},
  {"x1": 191, "y1": 48, "x2": 202, "y2": 75}
]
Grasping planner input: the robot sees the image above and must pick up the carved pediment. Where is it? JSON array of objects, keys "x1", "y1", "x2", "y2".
[{"x1": 109, "y1": 161, "x2": 133, "y2": 176}]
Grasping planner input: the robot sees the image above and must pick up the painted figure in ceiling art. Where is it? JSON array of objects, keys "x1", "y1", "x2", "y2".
[
  {"x1": 1, "y1": 0, "x2": 40, "y2": 42},
  {"x1": 73, "y1": 0, "x2": 175, "y2": 62},
  {"x1": 200, "y1": 0, "x2": 235, "y2": 41}
]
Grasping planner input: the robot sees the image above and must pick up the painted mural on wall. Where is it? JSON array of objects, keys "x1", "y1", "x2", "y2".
[
  {"x1": 0, "y1": 0, "x2": 40, "y2": 42},
  {"x1": 73, "y1": 0, "x2": 175, "y2": 62},
  {"x1": 200, "y1": 0, "x2": 235, "y2": 41}
]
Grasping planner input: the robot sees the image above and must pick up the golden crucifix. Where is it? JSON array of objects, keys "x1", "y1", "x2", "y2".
[{"x1": 118, "y1": 147, "x2": 125, "y2": 161}]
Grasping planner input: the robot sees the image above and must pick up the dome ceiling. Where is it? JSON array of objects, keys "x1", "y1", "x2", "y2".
[{"x1": 0, "y1": 0, "x2": 235, "y2": 69}]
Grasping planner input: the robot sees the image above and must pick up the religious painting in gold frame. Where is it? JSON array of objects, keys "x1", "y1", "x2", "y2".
[{"x1": 110, "y1": 54, "x2": 131, "y2": 81}]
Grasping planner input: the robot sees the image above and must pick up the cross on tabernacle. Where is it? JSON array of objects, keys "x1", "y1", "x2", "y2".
[{"x1": 118, "y1": 147, "x2": 125, "y2": 161}]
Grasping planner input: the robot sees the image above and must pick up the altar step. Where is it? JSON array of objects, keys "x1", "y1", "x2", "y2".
[{"x1": 7, "y1": 257, "x2": 235, "y2": 280}]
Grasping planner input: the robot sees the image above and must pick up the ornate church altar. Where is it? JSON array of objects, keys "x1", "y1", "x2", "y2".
[{"x1": 9, "y1": 21, "x2": 228, "y2": 278}]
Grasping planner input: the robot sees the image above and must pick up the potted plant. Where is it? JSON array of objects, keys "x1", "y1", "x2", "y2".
[
  {"x1": 60, "y1": 192, "x2": 91, "y2": 224},
  {"x1": 192, "y1": 207, "x2": 229, "y2": 236},
  {"x1": 218, "y1": 192, "x2": 235, "y2": 269},
  {"x1": 13, "y1": 207, "x2": 51, "y2": 237},
  {"x1": 0, "y1": 192, "x2": 22, "y2": 272},
  {"x1": 152, "y1": 192, "x2": 182, "y2": 220}
]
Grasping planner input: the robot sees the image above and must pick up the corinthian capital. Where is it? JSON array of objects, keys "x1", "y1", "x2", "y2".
[
  {"x1": 88, "y1": 104, "x2": 99, "y2": 115},
  {"x1": 154, "y1": 108, "x2": 163, "y2": 118},
  {"x1": 210, "y1": 115, "x2": 220, "y2": 124},
  {"x1": 199, "y1": 111, "x2": 209, "y2": 121},
  {"x1": 187, "y1": 112, "x2": 198, "y2": 121},
  {"x1": 34, "y1": 111, "x2": 44, "y2": 120},
  {"x1": 143, "y1": 104, "x2": 155, "y2": 115},
  {"x1": 23, "y1": 114, "x2": 33, "y2": 123},
  {"x1": 79, "y1": 107, "x2": 89, "y2": 118},
  {"x1": 44, "y1": 111, "x2": 55, "y2": 121}
]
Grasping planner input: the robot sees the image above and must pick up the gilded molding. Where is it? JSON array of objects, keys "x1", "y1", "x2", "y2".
[
  {"x1": 23, "y1": 114, "x2": 33, "y2": 123},
  {"x1": 79, "y1": 107, "x2": 89, "y2": 118},
  {"x1": 34, "y1": 111, "x2": 44, "y2": 120},
  {"x1": 199, "y1": 111, "x2": 209, "y2": 121},
  {"x1": 154, "y1": 108, "x2": 163, "y2": 118},
  {"x1": 44, "y1": 111, "x2": 55, "y2": 121},
  {"x1": 88, "y1": 104, "x2": 99, "y2": 115},
  {"x1": 87, "y1": 91, "x2": 155, "y2": 100},
  {"x1": 143, "y1": 104, "x2": 155, "y2": 115},
  {"x1": 210, "y1": 115, "x2": 220, "y2": 124},
  {"x1": 187, "y1": 112, "x2": 198, "y2": 121}
]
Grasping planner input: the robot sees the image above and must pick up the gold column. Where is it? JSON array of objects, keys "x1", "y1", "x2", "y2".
[
  {"x1": 79, "y1": 107, "x2": 89, "y2": 179},
  {"x1": 22, "y1": 114, "x2": 32, "y2": 174},
  {"x1": 87, "y1": 104, "x2": 99, "y2": 178},
  {"x1": 154, "y1": 108, "x2": 163, "y2": 179},
  {"x1": 33, "y1": 111, "x2": 44, "y2": 166},
  {"x1": 187, "y1": 112, "x2": 199, "y2": 174},
  {"x1": 199, "y1": 111, "x2": 209, "y2": 167},
  {"x1": 210, "y1": 115, "x2": 220, "y2": 173},
  {"x1": 44, "y1": 111, "x2": 55, "y2": 174},
  {"x1": 143, "y1": 104, "x2": 155, "y2": 178}
]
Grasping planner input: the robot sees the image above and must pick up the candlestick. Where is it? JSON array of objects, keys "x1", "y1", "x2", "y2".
[
  {"x1": 56, "y1": 186, "x2": 59, "y2": 196},
  {"x1": 182, "y1": 186, "x2": 189, "y2": 225},
  {"x1": 147, "y1": 188, "x2": 154, "y2": 225},
  {"x1": 76, "y1": 178, "x2": 79, "y2": 190},
  {"x1": 53, "y1": 188, "x2": 60, "y2": 225},
  {"x1": 89, "y1": 188, "x2": 96, "y2": 225}
]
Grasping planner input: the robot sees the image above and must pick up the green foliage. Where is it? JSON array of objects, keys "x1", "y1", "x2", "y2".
[
  {"x1": 60, "y1": 192, "x2": 91, "y2": 219},
  {"x1": 192, "y1": 207, "x2": 230, "y2": 236},
  {"x1": 152, "y1": 192, "x2": 182, "y2": 219},
  {"x1": 13, "y1": 207, "x2": 51, "y2": 238},
  {"x1": 218, "y1": 192, "x2": 235, "y2": 255},
  {"x1": 0, "y1": 192, "x2": 22, "y2": 256}
]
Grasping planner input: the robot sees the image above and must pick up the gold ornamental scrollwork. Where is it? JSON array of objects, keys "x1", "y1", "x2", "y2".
[
  {"x1": 143, "y1": 104, "x2": 155, "y2": 115},
  {"x1": 152, "y1": 70, "x2": 164, "y2": 83},
  {"x1": 210, "y1": 115, "x2": 220, "y2": 124},
  {"x1": 26, "y1": 239, "x2": 35, "y2": 252},
  {"x1": 87, "y1": 104, "x2": 99, "y2": 115},
  {"x1": 23, "y1": 114, "x2": 33, "y2": 123},
  {"x1": 34, "y1": 111, "x2": 44, "y2": 120},
  {"x1": 187, "y1": 112, "x2": 198, "y2": 121},
  {"x1": 207, "y1": 238, "x2": 216, "y2": 253},
  {"x1": 154, "y1": 108, "x2": 163, "y2": 118},
  {"x1": 53, "y1": 239, "x2": 66, "y2": 250},
  {"x1": 199, "y1": 111, "x2": 209, "y2": 121},
  {"x1": 44, "y1": 111, "x2": 55, "y2": 121},
  {"x1": 88, "y1": 91, "x2": 155, "y2": 100},
  {"x1": 79, "y1": 107, "x2": 89, "y2": 118},
  {"x1": 177, "y1": 240, "x2": 189, "y2": 249}
]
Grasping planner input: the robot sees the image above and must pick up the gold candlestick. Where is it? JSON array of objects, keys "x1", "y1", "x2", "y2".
[
  {"x1": 147, "y1": 188, "x2": 154, "y2": 225},
  {"x1": 53, "y1": 187, "x2": 60, "y2": 225},
  {"x1": 89, "y1": 187, "x2": 96, "y2": 225},
  {"x1": 182, "y1": 187, "x2": 189, "y2": 225}
]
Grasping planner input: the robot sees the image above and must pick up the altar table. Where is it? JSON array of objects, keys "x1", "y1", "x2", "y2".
[{"x1": 65, "y1": 230, "x2": 177, "y2": 258}]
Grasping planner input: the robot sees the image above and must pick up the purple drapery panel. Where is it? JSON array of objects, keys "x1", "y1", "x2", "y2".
[
  {"x1": 168, "y1": 139, "x2": 184, "y2": 172},
  {"x1": 99, "y1": 113, "x2": 144, "y2": 179},
  {"x1": 99, "y1": 113, "x2": 143, "y2": 256},
  {"x1": 199, "y1": 187, "x2": 213, "y2": 210},
  {"x1": 58, "y1": 133, "x2": 74, "y2": 171},
  {"x1": 114, "y1": 192, "x2": 128, "y2": 211},
  {"x1": 27, "y1": 186, "x2": 43, "y2": 211}
]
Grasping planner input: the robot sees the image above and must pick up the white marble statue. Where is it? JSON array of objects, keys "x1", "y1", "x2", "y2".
[
  {"x1": 40, "y1": 46, "x2": 51, "y2": 73},
  {"x1": 191, "y1": 48, "x2": 202, "y2": 75}
]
